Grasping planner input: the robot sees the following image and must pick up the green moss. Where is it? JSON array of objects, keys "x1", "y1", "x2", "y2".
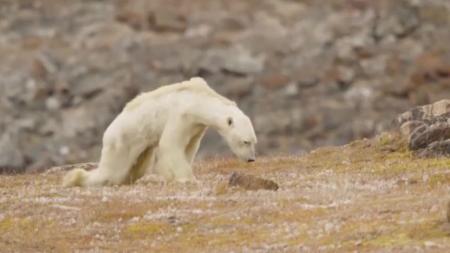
[
  {"x1": 0, "y1": 218, "x2": 14, "y2": 231},
  {"x1": 366, "y1": 232, "x2": 411, "y2": 247},
  {"x1": 408, "y1": 221, "x2": 450, "y2": 240},
  {"x1": 0, "y1": 217, "x2": 37, "y2": 232},
  {"x1": 428, "y1": 172, "x2": 450, "y2": 187},
  {"x1": 363, "y1": 220, "x2": 450, "y2": 248},
  {"x1": 125, "y1": 222, "x2": 173, "y2": 238}
]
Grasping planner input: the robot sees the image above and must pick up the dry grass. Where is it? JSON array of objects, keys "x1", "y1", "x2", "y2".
[{"x1": 1, "y1": 132, "x2": 450, "y2": 252}]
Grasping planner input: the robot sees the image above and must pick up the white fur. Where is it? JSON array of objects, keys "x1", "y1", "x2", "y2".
[{"x1": 63, "y1": 77, "x2": 257, "y2": 187}]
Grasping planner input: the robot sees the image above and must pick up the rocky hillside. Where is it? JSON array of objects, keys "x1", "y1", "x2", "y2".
[
  {"x1": 1, "y1": 0, "x2": 450, "y2": 171},
  {"x1": 2, "y1": 133, "x2": 450, "y2": 252}
]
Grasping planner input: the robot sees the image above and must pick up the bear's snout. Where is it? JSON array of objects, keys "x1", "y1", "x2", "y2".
[{"x1": 247, "y1": 158, "x2": 255, "y2": 163}]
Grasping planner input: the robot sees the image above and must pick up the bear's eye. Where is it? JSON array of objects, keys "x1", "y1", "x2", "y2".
[
  {"x1": 243, "y1": 141, "x2": 251, "y2": 145},
  {"x1": 227, "y1": 117, "x2": 233, "y2": 126}
]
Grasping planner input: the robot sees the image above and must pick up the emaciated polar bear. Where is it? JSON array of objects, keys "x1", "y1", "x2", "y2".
[{"x1": 63, "y1": 77, "x2": 257, "y2": 187}]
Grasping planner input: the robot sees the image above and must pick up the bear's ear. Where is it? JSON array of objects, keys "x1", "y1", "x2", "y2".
[{"x1": 227, "y1": 117, "x2": 233, "y2": 127}]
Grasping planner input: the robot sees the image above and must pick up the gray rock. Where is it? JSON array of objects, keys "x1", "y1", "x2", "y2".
[
  {"x1": 200, "y1": 47, "x2": 265, "y2": 75},
  {"x1": 410, "y1": 122, "x2": 450, "y2": 150},
  {"x1": 418, "y1": 139, "x2": 450, "y2": 158},
  {"x1": 397, "y1": 99, "x2": 450, "y2": 125},
  {"x1": 398, "y1": 99, "x2": 450, "y2": 156},
  {"x1": 374, "y1": 1, "x2": 420, "y2": 39},
  {"x1": 0, "y1": 130, "x2": 25, "y2": 172},
  {"x1": 149, "y1": 10, "x2": 186, "y2": 32}
]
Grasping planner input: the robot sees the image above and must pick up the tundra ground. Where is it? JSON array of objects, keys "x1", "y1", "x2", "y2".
[{"x1": 1, "y1": 133, "x2": 450, "y2": 252}]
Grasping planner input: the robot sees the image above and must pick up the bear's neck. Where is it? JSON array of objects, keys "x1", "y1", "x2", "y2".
[{"x1": 188, "y1": 95, "x2": 234, "y2": 131}]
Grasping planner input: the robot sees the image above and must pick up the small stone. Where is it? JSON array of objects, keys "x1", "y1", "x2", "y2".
[
  {"x1": 260, "y1": 73, "x2": 290, "y2": 90},
  {"x1": 228, "y1": 172, "x2": 279, "y2": 191},
  {"x1": 199, "y1": 47, "x2": 265, "y2": 75},
  {"x1": 0, "y1": 130, "x2": 25, "y2": 172},
  {"x1": 45, "y1": 96, "x2": 61, "y2": 111},
  {"x1": 424, "y1": 241, "x2": 438, "y2": 248},
  {"x1": 283, "y1": 83, "x2": 299, "y2": 96},
  {"x1": 185, "y1": 24, "x2": 212, "y2": 38},
  {"x1": 59, "y1": 146, "x2": 70, "y2": 156},
  {"x1": 149, "y1": 11, "x2": 186, "y2": 32},
  {"x1": 116, "y1": 10, "x2": 147, "y2": 30},
  {"x1": 223, "y1": 77, "x2": 254, "y2": 98},
  {"x1": 223, "y1": 52, "x2": 265, "y2": 75}
]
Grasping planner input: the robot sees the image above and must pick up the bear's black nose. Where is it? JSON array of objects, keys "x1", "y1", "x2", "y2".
[{"x1": 247, "y1": 158, "x2": 255, "y2": 163}]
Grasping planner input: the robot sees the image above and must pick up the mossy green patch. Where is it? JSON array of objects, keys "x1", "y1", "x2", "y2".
[
  {"x1": 428, "y1": 171, "x2": 450, "y2": 187},
  {"x1": 363, "y1": 220, "x2": 450, "y2": 248},
  {"x1": 0, "y1": 217, "x2": 14, "y2": 231},
  {"x1": 125, "y1": 222, "x2": 173, "y2": 238},
  {"x1": 0, "y1": 217, "x2": 35, "y2": 232}
]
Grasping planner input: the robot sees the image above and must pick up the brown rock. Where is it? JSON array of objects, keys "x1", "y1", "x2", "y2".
[
  {"x1": 411, "y1": 53, "x2": 450, "y2": 87},
  {"x1": 223, "y1": 77, "x2": 254, "y2": 98},
  {"x1": 115, "y1": 0, "x2": 149, "y2": 30},
  {"x1": 228, "y1": 172, "x2": 279, "y2": 191},
  {"x1": 116, "y1": 10, "x2": 148, "y2": 30},
  {"x1": 148, "y1": 11, "x2": 186, "y2": 32},
  {"x1": 260, "y1": 73, "x2": 290, "y2": 90}
]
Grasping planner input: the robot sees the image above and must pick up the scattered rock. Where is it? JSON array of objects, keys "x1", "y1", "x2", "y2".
[
  {"x1": 260, "y1": 72, "x2": 290, "y2": 90},
  {"x1": 221, "y1": 77, "x2": 254, "y2": 98},
  {"x1": 200, "y1": 47, "x2": 265, "y2": 75},
  {"x1": 374, "y1": 0, "x2": 420, "y2": 39},
  {"x1": 0, "y1": 130, "x2": 26, "y2": 173},
  {"x1": 50, "y1": 162, "x2": 98, "y2": 172},
  {"x1": 228, "y1": 172, "x2": 279, "y2": 191},
  {"x1": 45, "y1": 96, "x2": 61, "y2": 111},
  {"x1": 148, "y1": 10, "x2": 187, "y2": 32}
]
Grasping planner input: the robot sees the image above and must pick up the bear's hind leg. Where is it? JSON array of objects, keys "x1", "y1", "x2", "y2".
[
  {"x1": 91, "y1": 143, "x2": 145, "y2": 186},
  {"x1": 125, "y1": 146, "x2": 155, "y2": 184}
]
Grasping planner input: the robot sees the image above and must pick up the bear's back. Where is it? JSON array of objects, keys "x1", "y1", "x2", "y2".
[{"x1": 124, "y1": 77, "x2": 234, "y2": 112}]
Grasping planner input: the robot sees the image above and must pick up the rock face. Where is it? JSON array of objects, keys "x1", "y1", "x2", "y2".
[
  {"x1": 1, "y1": 0, "x2": 450, "y2": 171},
  {"x1": 398, "y1": 100, "x2": 450, "y2": 157}
]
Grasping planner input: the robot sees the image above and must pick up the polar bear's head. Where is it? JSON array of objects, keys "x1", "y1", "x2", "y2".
[{"x1": 219, "y1": 108, "x2": 257, "y2": 162}]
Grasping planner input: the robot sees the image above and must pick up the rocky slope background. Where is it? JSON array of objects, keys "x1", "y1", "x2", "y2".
[{"x1": 1, "y1": 0, "x2": 450, "y2": 172}]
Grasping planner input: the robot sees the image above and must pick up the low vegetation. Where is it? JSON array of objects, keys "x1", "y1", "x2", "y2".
[{"x1": 1, "y1": 132, "x2": 450, "y2": 252}]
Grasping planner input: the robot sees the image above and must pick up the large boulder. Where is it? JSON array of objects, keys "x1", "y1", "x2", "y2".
[{"x1": 398, "y1": 99, "x2": 450, "y2": 156}]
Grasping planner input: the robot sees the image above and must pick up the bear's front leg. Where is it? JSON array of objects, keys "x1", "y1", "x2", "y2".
[
  {"x1": 155, "y1": 147, "x2": 195, "y2": 182},
  {"x1": 155, "y1": 116, "x2": 197, "y2": 183}
]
